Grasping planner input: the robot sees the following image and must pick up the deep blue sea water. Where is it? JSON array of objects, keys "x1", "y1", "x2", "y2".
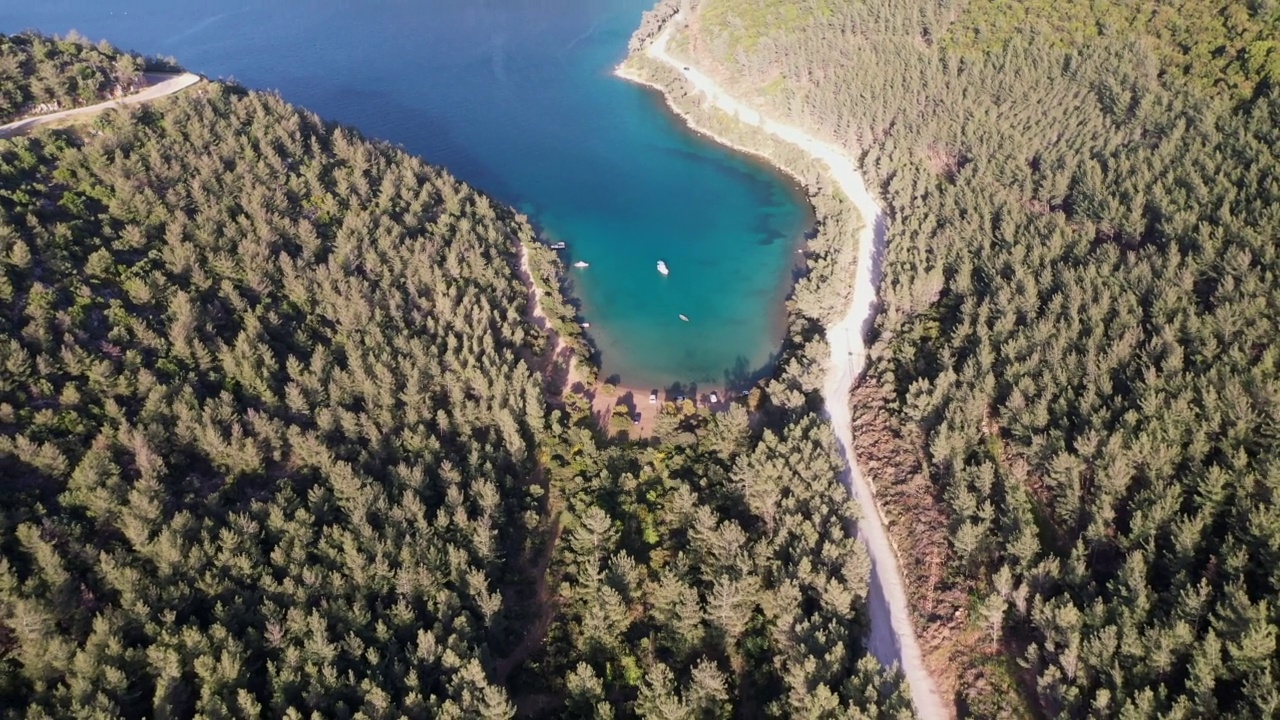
[{"x1": 2, "y1": 0, "x2": 812, "y2": 389}]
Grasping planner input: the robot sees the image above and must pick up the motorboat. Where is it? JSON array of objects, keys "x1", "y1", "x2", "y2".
[
  {"x1": 574, "y1": 261, "x2": 589, "y2": 268},
  {"x1": 657, "y1": 260, "x2": 669, "y2": 275},
  {"x1": 678, "y1": 314, "x2": 689, "y2": 322}
]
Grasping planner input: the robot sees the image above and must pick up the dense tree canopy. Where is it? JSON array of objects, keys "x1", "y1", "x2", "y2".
[
  {"x1": 0, "y1": 32, "x2": 150, "y2": 124},
  {"x1": 0, "y1": 81, "x2": 548, "y2": 717},
  {"x1": 0, "y1": 39, "x2": 910, "y2": 718},
  {"x1": 661, "y1": 0, "x2": 1280, "y2": 716},
  {"x1": 943, "y1": 0, "x2": 1280, "y2": 98},
  {"x1": 516, "y1": 405, "x2": 912, "y2": 718}
]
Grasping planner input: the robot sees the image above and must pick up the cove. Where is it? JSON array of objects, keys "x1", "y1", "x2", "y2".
[{"x1": 2, "y1": 0, "x2": 813, "y2": 389}]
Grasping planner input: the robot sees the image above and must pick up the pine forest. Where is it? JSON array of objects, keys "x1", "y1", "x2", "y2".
[
  {"x1": 660, "y1": 0, "x2": 1280, "y2": 715},
  {"x1": 0, "y1": 34, "x2": 910, "y2": 718}
]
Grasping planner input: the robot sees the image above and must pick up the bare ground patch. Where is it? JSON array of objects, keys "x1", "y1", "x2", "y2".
[{"x1": 851, "y1": 380, "x2": 1031, "y2": 718}]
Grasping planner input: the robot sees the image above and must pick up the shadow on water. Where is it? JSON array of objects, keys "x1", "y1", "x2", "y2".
[
  {"x1": 623, "y1": 349, "x2": 780, "y2": 403},
  {"x1": 299, "y1": 82, "x2": 520, "y2": 204},
  {"x1": 660, "y1": 382, "x2": 696, "y2": 402},
  {"x1": 722, "y1": 351, "x2": 781, "y2": 392}
]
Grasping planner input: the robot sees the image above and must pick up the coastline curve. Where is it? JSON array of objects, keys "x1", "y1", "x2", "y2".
[{"x1": 617, "y1": 17, "x2": 947, "y2": 719}]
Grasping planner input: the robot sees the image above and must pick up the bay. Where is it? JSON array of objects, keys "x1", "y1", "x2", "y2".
[{"x1": 2, "y1": 0, "x2": 813, "y2": 389}]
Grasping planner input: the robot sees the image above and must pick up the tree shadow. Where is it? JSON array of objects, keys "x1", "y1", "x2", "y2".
[
  {"x1": 721, "y1": 352, "x2": 779, "y2": 393},
  {"x1": 858, "y1": 210, "x2": 889, "y2": 356},
  {"x1": 615, "y1": 391, "x2": 637, "y2": 416}
]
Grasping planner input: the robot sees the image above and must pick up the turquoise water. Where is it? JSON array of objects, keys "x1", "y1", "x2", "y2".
[{"x1": 3, "y1": 0, "x2": 812, "y2": 389}]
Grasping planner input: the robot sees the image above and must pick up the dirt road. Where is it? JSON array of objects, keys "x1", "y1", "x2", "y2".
[
  {"x1": 633, "y1": 19, "x2": 947, "y2": 719},
  {"x1": 0, "y1": 72, "x2": 201, "y2": 138}
]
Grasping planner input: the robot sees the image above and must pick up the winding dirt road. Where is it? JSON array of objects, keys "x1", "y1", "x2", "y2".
[
  {"x1": 0, "y1": 72, "x2": 201, "y2": 139},
  {"x1": 630, "y1": 20, "x2": 947, "y2": 719}
]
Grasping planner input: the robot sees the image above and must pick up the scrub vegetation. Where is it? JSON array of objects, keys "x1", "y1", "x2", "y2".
[
  {"x1": 0, "y1": 32, "x2": 152, "y2": 124},
  {"x1": 0, "y1": 39, "x2": 909, "y2": 718},
  {"x1": 665, "y1": 0, "x2": 1280, "y2": 716}
]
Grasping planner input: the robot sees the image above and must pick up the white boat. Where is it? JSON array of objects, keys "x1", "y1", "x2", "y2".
[
  {"x1": 678, "y1": 314, "x2": 689, "y2": 322},
  {"x1": 580, "y1": 322, "x2": 590, "y2": 328},
  {"x1": 656, "y1": 260, "x2": 669, "y2": 275},
  {"x1": 574, "y1": 261, "x2": 589, "y2": 268}
]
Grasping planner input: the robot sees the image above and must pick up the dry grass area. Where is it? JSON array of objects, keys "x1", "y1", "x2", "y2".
[{"x1": 850, "y1": 381, "x2": 1031, "y2": 718}]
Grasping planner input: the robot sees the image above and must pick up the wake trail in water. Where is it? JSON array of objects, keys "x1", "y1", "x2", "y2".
[
  {"x1": 562, "y1": 18, "x2": 601, "y2": 53},
  {"x1": 490, "y1": 32, "x2": 509, "y2": 84},
  {"x1": 164, "y1": 8, "x2": 248, "y2": 46}
]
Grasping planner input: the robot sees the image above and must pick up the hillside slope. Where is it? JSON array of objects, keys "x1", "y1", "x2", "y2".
[
  {"x1": 667, "y1": 0, "x2": 1280, "y2": 716},
  {"x1": 0, "y1": 36, "x2": 916, "y2": 719},
  {"x1": 0, "y1": 32, "x2": 158, "y2": 124}
]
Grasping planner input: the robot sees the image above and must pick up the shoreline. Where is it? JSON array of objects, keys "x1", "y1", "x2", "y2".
[
  {"x1": 518, "y1": 241, "x2": 567, "y2": 366},
  {"x1": 520, "y1": 239, "x2": 728, "y2": 439},
  {"x1": 614, "y1": 64, "x2": 813, "y2": 190},
  {"x1": 616, "y1": 17, "x2": 947, "y2": 719},
  {"x1": 517, "y1": 240, "x2": 582, "y2": 393}
]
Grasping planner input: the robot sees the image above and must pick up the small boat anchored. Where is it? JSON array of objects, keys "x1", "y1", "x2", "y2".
[
  {"x1": 679, "y1": 314, "x2": 689, "y2": 322},
  {"x1": 656, "y1": 260, "x2": 669, "y2": 275},
  {"x1": 573, "y1": 261, "x2": 589, "y2": 268}
]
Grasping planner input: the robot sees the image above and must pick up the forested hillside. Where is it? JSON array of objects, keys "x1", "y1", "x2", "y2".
[
  {"x1": 0, "y1": 81, "x2": 550, "y2": 717},
  {"x1": 0, "y1": 32, "x2": 150, "y2": 124},
  {"x1": 660, "y1": 0, "x2": 1280, "y2": 716},
  {"x1": 0, "y1": 40, "x2": 911, "y2": 718},
  {"x1": 510, "y1": 405, "x2": 912, "y2": 718}
]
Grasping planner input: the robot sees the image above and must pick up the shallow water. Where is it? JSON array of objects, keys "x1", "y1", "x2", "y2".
[{"x1": 3, "y1": 0, "x2": 812, "y2": 389}]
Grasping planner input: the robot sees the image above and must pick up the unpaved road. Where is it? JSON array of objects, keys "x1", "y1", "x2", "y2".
[
  {"x1": 632, "y1": 19, "x2": 947, "y2": 719},
  {"x1": 0, "y1": 72, "x2": 201, "y2": 138}
]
